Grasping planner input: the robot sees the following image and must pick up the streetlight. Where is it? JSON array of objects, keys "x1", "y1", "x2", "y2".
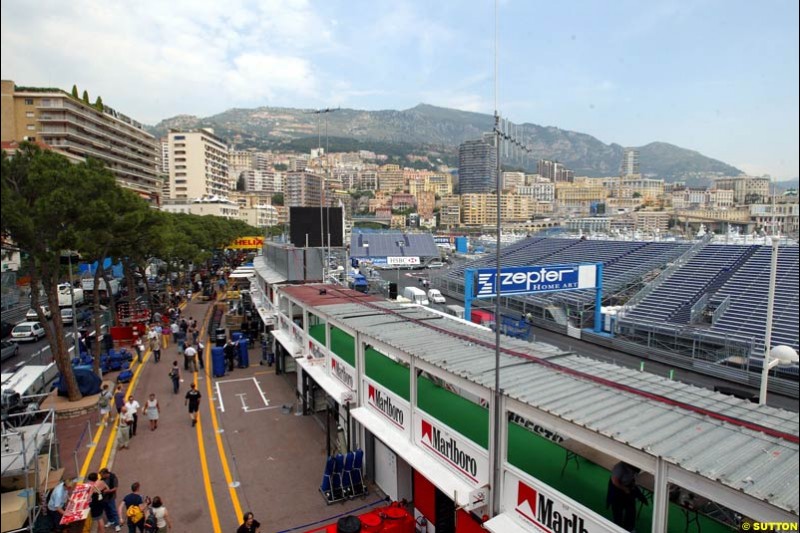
[
  {"x1": 64, "y1": 251, "x2": 80, "y2": 358},
  {"x1": 759, "y1": 237, "x2": 799, "y2": 404},
  {"x1": 396, "y1": 241, "x2": 404, "y2": 282}
]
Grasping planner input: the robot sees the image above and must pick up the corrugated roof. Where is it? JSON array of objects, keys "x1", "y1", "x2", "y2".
[
  {"x1": 253, "y1": 256, "x2": 286, "y2": 285},
  {"x1": 279, "y1": 284, "x2": 382, "y2": 308},
  {"x1": 312, "y1": 298, "x2": 799, "y2": 514},
  {"x1": 350, "y1": 232, "x2": 439, "y2": 258}
]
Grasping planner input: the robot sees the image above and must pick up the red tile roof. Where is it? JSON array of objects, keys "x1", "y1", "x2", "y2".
[{"x1": 279, "y1": 284, "x2": 382, "y2": 308}]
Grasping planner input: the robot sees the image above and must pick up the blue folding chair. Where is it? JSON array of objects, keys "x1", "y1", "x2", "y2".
[
  {"x1": 341, "y1": 451, "x2": 355, "y2": 498},
  {"x1": 331, "y1": 453, "x2": 345, "y2": 503},
  {"x1": 351, "y1": 449, "x2": 366, "y2": 497},
  {"x1": 319, "y1": 456, "x2": 335, "y2": 503}
]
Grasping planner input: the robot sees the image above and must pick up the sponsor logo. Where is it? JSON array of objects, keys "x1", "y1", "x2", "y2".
[
  {"x1": 330, "y1": 358, "x2": 354, "y2": 390},
  {"x1": 516, "y1": 482, "x2": 589, "y2": 533},
  {"x1": 368, "y1": 384, "x2": 404, "y2": 429},
  {"x1": 421, "y1": 420, "x2": 478, "y2": 481},
  {"x1": 388, "y1": 256, "x2": 421, "y2": 266},
  {"x1": 476, "y1": 265, "x2": 578, "y2": 297},
  {"x1": 229, "y1": 236, "x2": 264, "y2": 249},
  {"x1": 308, "y1": 340, "x2": 325, "y2": 359}
]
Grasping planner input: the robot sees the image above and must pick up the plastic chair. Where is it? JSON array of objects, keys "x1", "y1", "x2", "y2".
[
  {"x1": 341, "y1": 451, "x2": 355, "y2": 498},
  {"x1": 319, "y1": 456, "x2": 335, "y2": 503}
]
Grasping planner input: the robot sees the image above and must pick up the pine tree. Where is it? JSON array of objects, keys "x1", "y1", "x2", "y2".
[
  {"x1": 71, "y1": 85, "x2": 79, "y2": 99},
  {"x1": 95, "y1": 96, "x2": 104, "y2": 111},
  {"x1": 82, "y1": 90, "x2": 90, "y2": 104}
]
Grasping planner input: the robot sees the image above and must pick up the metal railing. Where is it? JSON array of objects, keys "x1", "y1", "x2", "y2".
[
  {"x1": 712, "y1": 296, "x2": 731, "y2": 325},
  {"x1": 689, "y1": 293, "x2": 709, "y2": 323}
]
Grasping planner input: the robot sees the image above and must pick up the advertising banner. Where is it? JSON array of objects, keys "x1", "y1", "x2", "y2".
[
  {"x1": 363, "y1": 376, "x2": 411, "y2": 438},
  {"x1": 475, "y1": 264, "x2": 597, "y2": 298},
  {"x1": 330, "y1": 353, "x2": 357, "y2": 393},
  {"x1": 387, "y1": 256, "x2": 421, "y2": 266},
  {"x1": 228, "y1": 236, "x2": 265, "y2": 249},
  {"x1": 416, "y1": 412, "x2": 488, "y2": 486}
]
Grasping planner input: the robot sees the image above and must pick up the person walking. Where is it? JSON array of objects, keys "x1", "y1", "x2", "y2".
[
  {"x1": 87, "y1": 472, "x2": 109, "y2": 533},
  {"x1": 98, "y1": 384, "x2": 113, "y2": 426},
  {"x1": 606, "y1": 461, "x2": 647, "y2": 532},
  {"x1": 99, "y1": 468, "x2": 122, "y2": 532},
  {"x1": 169, "y1": 361, "x2": 181, "y2": 394},
  {"x1": 170, "y1": 322, "x2": 179, "y2": 345},
  {"x1": 149, "y1": 326, "x2": 161, "y2": 363},
  {"x1": 191, "y1": 318, "x2": 199, "y2": 344},
  {"x1": 183, "y1": 344, "x2": 198, "y2": 372},
  {"x1": 149, "y1": 496, "x2": 172, "y2": 532},
  {"x1": 185, "y1": 382, "x2": 201, "y2": 427},
  {"x1": 117, "y1": 406, "x2": 132, "y2": 450},
  {"x1": 114, "y1": 384, "x2": 126, "y2": 416},
  {"x1": 224, "y1": 340, "x2": 237, "y2": 373},
  {"x1": 144, "y1": 393, "x2": 160, "y2": 431},
  {"x1": 118, "y1": 482, "x2": 150, "y2": 533},
  {"x1": 124, "y1": 395, "x2": 141, "y2": 437},
  {"x1": 237, "y1": 511, "x2": 261, "y2": 533}
]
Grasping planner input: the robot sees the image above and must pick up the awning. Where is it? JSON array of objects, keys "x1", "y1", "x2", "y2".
[
  {"x1": 253, "y1": 256, "x2": 287, "y2": 285},
  {"x1": 483, "y1": 513, "x2": 532, "y2": 533},
  {"x1": 273, "y1": 329, "x2": 302, "y2": 357},
  {"x1": 351, "y1": 407, "x2": 474, "y2": 508},
  {"x1": 297, "y1": 357, "x2": 353, "y2": 404}
]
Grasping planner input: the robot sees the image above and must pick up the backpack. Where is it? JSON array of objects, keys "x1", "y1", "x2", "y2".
[
  {"x1": 143, "y1": 509, "x2": 158, "y2": 531},
  {"x1": 170, "y1": 367, "x2": 179, "y2": 379},
  {"x1": 126, "y1": 503, "x2": 144, "y2": 524}
]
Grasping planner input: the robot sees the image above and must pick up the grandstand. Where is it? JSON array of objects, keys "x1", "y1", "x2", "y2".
[
  {"x1": 350, "y1": 231, "x2": 439, "y2": 267},
  {"x1": 433, "y1": 236, "x2": 799, "y2": 391}
]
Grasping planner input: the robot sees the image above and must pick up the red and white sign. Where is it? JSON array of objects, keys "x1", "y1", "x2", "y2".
[
  {"x1": 330, "y1": 354, "x2": 356, "y2": 392},
  {"x1": 308, "y1": 338, "x2": 326, "y2": 360},
  {"x1": 364, "y1": 377, "x2": 411, "y2": 437},
  {"x1": 416, "y1": 413, "x2": 488, "y2": 486},
  {"x1": 503, "y1": 467, "x2": 621, "y2": 533},
  {"x1": 387, "y1": 256, "x2": 421, "y2": 266},
  {"x1": 60, "y1": 482, "x2": 93, "y2": 525}
]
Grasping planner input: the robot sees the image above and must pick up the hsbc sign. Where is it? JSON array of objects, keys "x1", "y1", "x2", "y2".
[
  {"x1": 503, "y1": 467, "x2": 620, "y2": 533},
  {"x1": 387, "y1": 256, "x2": 420, "y2": 266},
  {"x1": 416, "y1": 414, "x2": 488, "y2": 486},
  {"x1": 364, "y1": 377, "x2": 410, "y2": 437}
]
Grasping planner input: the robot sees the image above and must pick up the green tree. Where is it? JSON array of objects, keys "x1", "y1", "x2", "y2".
[
  {"x1": 236, "y1": 174, "x2": 246, "y2": 191},
  {"x1": 273, "y1": 163, "x2": 288, "y2": 171},
  {"x1": 71, "y1": 85, "x2": 79, "y2": 99},
  {"x1": 1, "y1": 144, "x2": 86, "y2": 400},
  {"x1": 82, "y1": 90, "x2": 90, "y2": 104},
  {"x1": 271, "y1": 193, "x2": 284, "y2": 206},
  {"x1": 95, "y1": 96, "x2": 104, "y2": 111}
]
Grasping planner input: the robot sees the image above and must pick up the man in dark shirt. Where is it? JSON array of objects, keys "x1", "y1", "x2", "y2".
[
  {"x1": 224, "y1": 341, "x2": 237, "y2": 372},
  {"x1": 185, "y1": 382, "x2": 202, "y2": 427},
  {"x1": 118, "y1": 482, "x2": 149, "y2": 533},
  {"x1": 100, "y1": 468, "x2": 121, "y2": 531},
  {"x1": 607, "y1": 462, "x2": 646, "y2": 532}
]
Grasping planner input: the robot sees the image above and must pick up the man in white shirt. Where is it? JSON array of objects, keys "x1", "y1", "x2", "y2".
[
  {"x1": 184, "y1": 344, "x2": 198, "y2": 373},
  {"x1": 124, "y1": 395, "x2": 141, "y2": 437},
  {"x1": 117, "y1": 406, "x2": 133, "y2": 449}
]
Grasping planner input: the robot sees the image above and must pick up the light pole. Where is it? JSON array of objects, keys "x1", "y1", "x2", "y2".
[
  {"x1": 758, "y1": 236, "x2": 799, "y2": 404},
  {"x1": 66, "y1": 252, "x2": 80, "y2": 357},
  {"x1": 396, "y1": 241, "x2": 404, "y2": 282}
]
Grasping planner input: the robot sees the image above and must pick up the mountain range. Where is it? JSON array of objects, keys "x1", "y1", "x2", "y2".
[{"x1": 148, "y1": 103, "x2": 742, "y2": 181}]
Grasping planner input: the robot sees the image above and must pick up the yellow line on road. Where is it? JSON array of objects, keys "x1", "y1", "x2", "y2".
[{"x1": 195, "y1": 401, "x2": 222, "y2": 533}]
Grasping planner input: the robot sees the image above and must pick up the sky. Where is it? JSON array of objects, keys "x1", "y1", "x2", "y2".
[{"x1": 1, "y1": 0, "x2": 798, "y2": 179}]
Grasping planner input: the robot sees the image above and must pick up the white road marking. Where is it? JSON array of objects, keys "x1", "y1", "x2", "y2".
[{"x1": 215, "y1": 381, "x2": 225, "y2": 412}]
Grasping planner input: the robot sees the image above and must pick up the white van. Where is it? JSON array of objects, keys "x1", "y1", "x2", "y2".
[
  {"x1": 427, "y1": 289, "x2": 446, "y2": 304},
  {"x1": 58, "y1": 283, "x2": 85, "y2": 307},
  {"x1": 402, "y1": 286, "x2": 429, "y2": 306}
]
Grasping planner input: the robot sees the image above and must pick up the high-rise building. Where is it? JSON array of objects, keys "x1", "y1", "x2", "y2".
[
  {"x1": 458, "y1": 139, "x2": 497, "y2": 194},
  {"x1": 377, "y1": 164, "x2": 405, "y2": 192},
  {"x1": 1, "y1": 80, "x2": 160, "y2": 204},
  {"x1": 620, "y1": 148, "x2": 640, "y2": 176},
  {"x1": 285, "y1": 171, "x2": 323, "y2": 207},
  {"x1": 166, "y1": 129, "x2": 229, "y2": 200},
  {"x1": 537, "y1": 160, "x2": 574, "y2": 183},
  {"x1": 714, "y1": 175, "x2": 771, "y2": 204}
]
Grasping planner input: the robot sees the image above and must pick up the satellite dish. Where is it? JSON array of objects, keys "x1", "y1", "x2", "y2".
[{"x1": 770, "y1": 345, "x2": 799, "y2": 366}]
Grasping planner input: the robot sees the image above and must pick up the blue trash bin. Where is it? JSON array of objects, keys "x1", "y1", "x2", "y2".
[
  {"x1": 211, "y1": 346, "x2": 226, "y2": 377},
  {"x1": 238, "y1": 338, "x2": 249, "y2": 368}
]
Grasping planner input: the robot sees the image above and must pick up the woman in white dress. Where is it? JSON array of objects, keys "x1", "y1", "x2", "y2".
[
  {"x1": 149, "y1": 496, "x2": 172, "y2": 532},
  {"x1": 144, "y1": 393, "x2": 160, "y2": 431}
]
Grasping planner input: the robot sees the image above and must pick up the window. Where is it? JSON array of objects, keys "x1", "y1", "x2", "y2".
[
  {"x1": 26, "y1": 111, "x2": 35, "y2": 118},
  {"x1": 26, "y1": 124, "x2": 36, "y2": 131},
  {"x1": 25, "y1": 98, "x2": 34, "y2": 105},
  {"x1": 173, "y1": 136, "x2": 185, "y2": 140}
]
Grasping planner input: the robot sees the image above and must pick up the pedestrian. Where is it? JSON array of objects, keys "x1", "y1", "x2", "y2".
[
  {"x1": 114, "y1": 385, "x2": 126, "y2": 416},
  {"x1": 195, "y1": 340, "x2": 205, "y2": 370},
  {"x1": 99, "y1": 468, "x2": 122, "y2": 531},
  {"x1": 237, "y1": 511, "x2": 261, "y2": 533},
  {"x1": 117, "y1": 406, "x2": 132, "y2": 449},
  {"x1": 170, "y1": 322, "x2": 179, "y2": 345},
  {"x1": 124, "y1": 395, "x2": 141, "y2": 437},
  {"x1": 169, "y1": 361, "x2": 181, "y2": 394},
  {"x1": 118, "y1": 482, "x2": 149, "y2": 533},
  {"x1": 185, "y1": 382, "x2": 201, "y2": 427},
  {"x1": 224, "y1": 340, "x2": 237, "y2": 372},
  {"x1": 149, "y1": 496, "x2": 172, "y2": 532},
  {"x1": 606, "y1": 461, "x2": 647, "y2": 532},
  {"x1": 134, "y1": 339, "x2": 144, "y2": 364},
  {"x1": 184, "y1": 343, "x2": 198, "y2": 372},
  {"x1": 144, "y1": 393, "x2": 160, "y2": 431},
  {"x1": 149, "y1": 329, "x2": 161, "y2": 364},
  {"x1": 47, "y1": 477, "x2": 73, "y2": 532},
  {"x1": 98, "y1": 384, "x2": 113, "y2": 426},
  {"x1": 88, "y1": 472, "x2": 109, "y2": 533}
]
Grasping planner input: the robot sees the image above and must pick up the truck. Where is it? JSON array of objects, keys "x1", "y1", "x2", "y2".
[
  {"x1": 81, "y1": 278, "x2": 120, "y2": 300},
  {"x1": 402, "y1": 286, "x2": 429, "y2": 306},
  {"x1": 444, "y1": 304, "x2": 465, "y2": 319},
  {"x1": 57, "y1": 283, "x2": 85, "y2": 307},
  {"x1": 427, "y1": 289, "x2": 446, "y2": 304}
]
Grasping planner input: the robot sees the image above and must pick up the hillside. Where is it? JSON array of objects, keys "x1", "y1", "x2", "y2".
[{"x1": 148, "y1": 103, "x2": 741, "y2": 180}]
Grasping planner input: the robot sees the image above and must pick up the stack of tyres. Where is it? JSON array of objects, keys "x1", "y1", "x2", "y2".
[
  {"x1": 214, "y1": 327, "x2": 227, "y2": 347},
  {"x1": 211, "y1": 346, "x2": 226, "y2": 377}
]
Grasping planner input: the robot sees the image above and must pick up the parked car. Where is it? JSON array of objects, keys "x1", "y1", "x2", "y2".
[
  {"x1": 26, "y1": 305, "x2": 52, "y2": 320},
  {"x1": 1, "y1": 320, "x2": 15, "y2": 338},
  {"x1": 428, "y1": 261, "x2": 444, "y2": 269},
  {"x1": 427, "y1": 289, "x2": 446, "y2": 304},
  {"x1": 1, "y1": 340, "x2": 20, "y2": 361},
  {"x1": 10, "y1": 322, "x2": 46, "y2": 342},
  {"x1": 61, "y1": 307, "x2": 74, "y2": 325}
]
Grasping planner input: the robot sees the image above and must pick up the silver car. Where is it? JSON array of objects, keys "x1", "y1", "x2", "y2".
[{"x1": 1, "y1": 340, "x2": 19, "y2": 361}]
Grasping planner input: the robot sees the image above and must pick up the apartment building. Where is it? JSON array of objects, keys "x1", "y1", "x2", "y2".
[
  {"x1": 515, "y1": 182, "x2": 555, "y2": 203},
  {"x1": 714, "y1": 175, "x2": 771, "y2": 204},
  {"x1": 416, "y1": 191, "x2": 436, "y2": 218},
  {"x1": 750, "y1": 197, "x2": 799, "y2": 236},
  {"x1": 1, "y1": 80, "x2": 160, "y2": 203},
  {"x1": 458, "y1": 139, "x2": 497, "y2": 194},
  {"x1": 377, "y1": 164, "x2": 405, "y2": 192},
  {"x1": 502, "y1": 171, "x2": 526, "y2": 190},
  {"x1": 239, "y1": 204, "x2": 278, "y2": 228},
  {"x1": 239, "y1": 169, "x2": 278, "y2": 193},
  {"x1": 461, "y1": 193, "x2": 530, "y2": 226},
  {"x1": 285, "y1": 171, "x2": 323, "y2": 207},
  {"x1": 537, "y1": 160, "x2": 574, "y2": 183},
  {"x1": 161, "y1": 196, "x2": 239, "y2": 219},
  {"x1": 165, "y1": 129, "x2": 229, "y2": 200},
  {"x1": 555, "y1": 181, "x2": 608, "y2": 213},
  {"x1": 671, "y1": 188, "x2": 735, "y2": 209}
]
